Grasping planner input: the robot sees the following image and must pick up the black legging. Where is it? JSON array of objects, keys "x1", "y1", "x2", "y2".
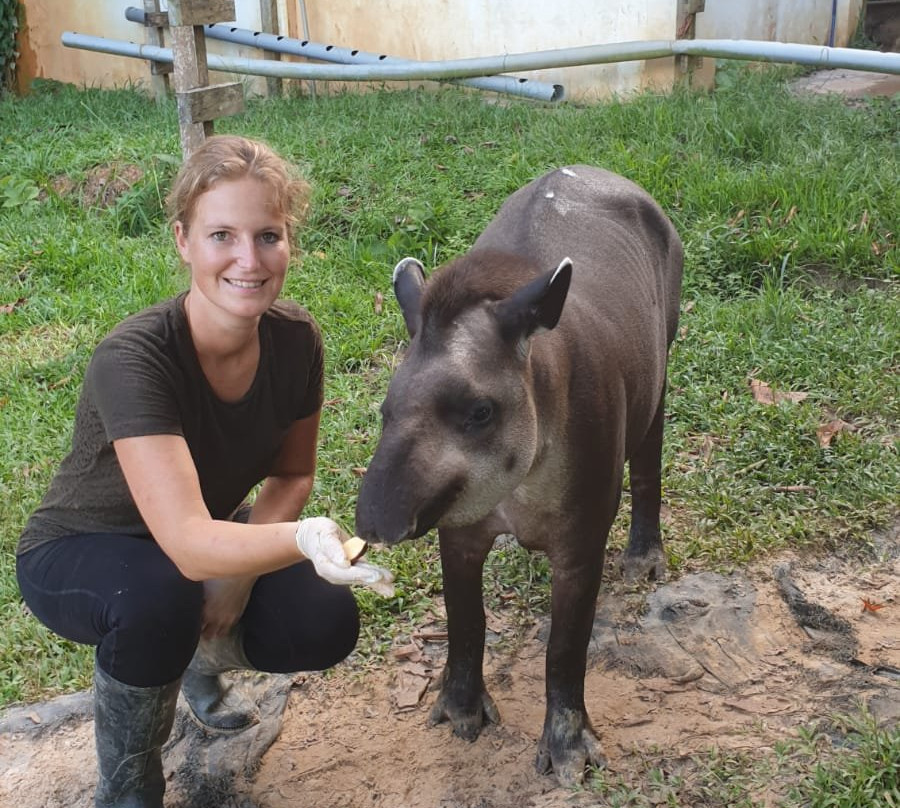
[{"x1": 16, "y1": 533, "x2": 361, "y2": 687}]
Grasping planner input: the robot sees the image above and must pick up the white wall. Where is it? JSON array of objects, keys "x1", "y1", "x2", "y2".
[
  {"x1": 695, "y1": 0, "x2": 865, "y2": 47},
  {"x1": 16, "y1": 0, "x2": 867, "y2": 100}
]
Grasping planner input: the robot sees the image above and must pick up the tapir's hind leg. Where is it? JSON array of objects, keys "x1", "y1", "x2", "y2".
[{"x1": 622, "y1": 386, "x2": 668, "y2": 583}]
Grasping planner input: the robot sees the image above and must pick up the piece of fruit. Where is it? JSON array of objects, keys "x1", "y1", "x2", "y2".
[{"x1": 342, "y1": 536, "x2": 369, "y2": 564}]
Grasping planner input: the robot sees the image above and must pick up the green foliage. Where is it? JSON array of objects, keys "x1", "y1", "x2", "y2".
[
  {"x1": 0, "y1": 174, "x2": 38, "y2": 212},
  {"x1": 0, "y1": 0, "x2": 17, "y2": 94}
]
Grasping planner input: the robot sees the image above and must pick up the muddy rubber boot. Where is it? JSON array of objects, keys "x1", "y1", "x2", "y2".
[
  {"x1": 181, "y1": 626, "x2": 260, "y2": 733},
  {"x1": 93, "y1": 664, "x2": 180, "y2": 808}
]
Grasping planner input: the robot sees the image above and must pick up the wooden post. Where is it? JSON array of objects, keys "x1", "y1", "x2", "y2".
[
  {"x1": 259, "y1": 0, "x2": 283, "y2": 98},
  {"x1": 168, "y1": 0, "x2": 246, "y2": 158},
  {"x1": 675, "y1": 0, "x2": 705, "y2": 84},
  {"x1": 142, "y1": 0, "x2": 171, "y2": 103}
]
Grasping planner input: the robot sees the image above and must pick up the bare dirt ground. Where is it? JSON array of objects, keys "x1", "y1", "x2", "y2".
[{"x1": 2, "y1": 521, "x2": 898, "y2": 808}]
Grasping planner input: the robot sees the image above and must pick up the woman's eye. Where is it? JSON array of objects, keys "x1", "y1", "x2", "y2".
[
  {"x1": 259, "y1": 231, "x2": 283, "y2": 245},
  {"x1": 211, "y1": 231, "x2": 229, "y2": 242}
]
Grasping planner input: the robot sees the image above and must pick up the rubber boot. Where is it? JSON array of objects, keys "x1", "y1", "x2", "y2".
[
  {"x1": 93, "y1": 664, "x2": 180, "y2": 808},
  {"x1": 181, "y1": 625, "x2": 259, "y2": 733}
]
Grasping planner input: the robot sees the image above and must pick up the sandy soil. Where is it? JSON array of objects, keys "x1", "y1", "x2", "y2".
[{"x1": 2, "y1": 528, "x2": 898, "y2": 808}]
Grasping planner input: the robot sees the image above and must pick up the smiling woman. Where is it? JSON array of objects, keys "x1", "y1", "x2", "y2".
[{"x1": 13, "y1": 134, "x2": 394, "y2": 808}]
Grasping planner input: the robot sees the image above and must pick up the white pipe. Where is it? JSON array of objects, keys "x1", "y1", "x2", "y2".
[
  {"x1": 122, "y1": 7, "x2": 565, "y2": 101},
  {"x1": 61, "y1": 33, "x2": 900, "y2": 82}
]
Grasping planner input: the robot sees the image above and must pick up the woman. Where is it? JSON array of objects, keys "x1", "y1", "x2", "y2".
[{"x1": 16, "y1": 135, "x2": 393, "y2": 808}]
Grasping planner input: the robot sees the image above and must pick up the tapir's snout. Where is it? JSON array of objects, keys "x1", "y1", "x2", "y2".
[
  {"x1": 354, "y1": 457, "x2": 425, "y2": 545},
  {"x1": 354, "y1": 489, "x2": 420, "y2": 545},
  {"x1": 355, "y1": 441, "x2": 465, "y2": 545}
]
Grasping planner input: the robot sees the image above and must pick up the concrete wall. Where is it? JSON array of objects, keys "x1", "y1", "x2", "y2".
[
  {"x1": 15, "y1": 0, "x2": 866, "y2": 100},
  {"x1": 696, "y1": 0, "x2": 865, "y2": 47}
]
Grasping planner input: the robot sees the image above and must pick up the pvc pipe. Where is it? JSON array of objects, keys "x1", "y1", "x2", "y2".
[
  {"x1": 123, "y1": 7, "x2": 564, "y2": 102},
  {"x1": 61, "y1": 32, "x2": 900, "y2": 85}
]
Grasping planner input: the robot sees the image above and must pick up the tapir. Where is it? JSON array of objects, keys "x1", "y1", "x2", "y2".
[{"x1": 355, "y1": 165, "x2": 683, "y2": 785}]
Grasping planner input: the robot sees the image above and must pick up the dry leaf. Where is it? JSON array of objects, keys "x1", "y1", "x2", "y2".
[
  {"x1": 391, "y1": 667, "x2": 432, "y2": 710},
  {"x1": 1, "y1": 297, "x2": 26, "y2": 314},
  {"x1": 392, "y1": 643, "x2": 423, "y2": 662},
  {"x1": 817, "y1": 418, "x2": 851, "y2": 448},
  {"x1": 374, "y1": 291, "x2": 384, "y2": 315},
  {"x1": 749, "y1": 379, "x2": 809, "y2": 406}
]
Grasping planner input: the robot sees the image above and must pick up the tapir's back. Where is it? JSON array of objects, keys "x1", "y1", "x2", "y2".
[{"x1": 473, "y1": 165, "x2": 682, "y2": 346}]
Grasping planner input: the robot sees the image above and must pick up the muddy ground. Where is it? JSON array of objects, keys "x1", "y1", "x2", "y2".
[{"x1": 2, "y1": 523, "x2": 897, "y2": 808}]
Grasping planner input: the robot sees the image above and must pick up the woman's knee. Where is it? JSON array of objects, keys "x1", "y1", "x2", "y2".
[
  {"x1": 243, "y1": 565, "x2": 361, "y2": 673},
  {"x1": 99, "y1": 559, "x2": 205, "y2": 685}
]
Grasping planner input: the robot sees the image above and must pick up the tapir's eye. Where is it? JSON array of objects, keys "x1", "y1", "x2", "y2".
[{"x1": 465, "y1": 399, "x2": 495, "y2": 430}]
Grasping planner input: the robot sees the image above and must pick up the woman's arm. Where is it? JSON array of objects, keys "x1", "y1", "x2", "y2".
[
  {"x1": 247, "y1": 409, "x2": 320, "y2": 524},
  {"x1": 196, "y1": 410, "x2": 322, "y2": 635},
  {"x1": 113, "y1": 431, "x2": 306, "y2": 581}
]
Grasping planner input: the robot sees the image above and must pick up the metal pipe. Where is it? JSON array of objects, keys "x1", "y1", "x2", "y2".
[
  {"x1": 61, "y1": 32, "x2": 900, "y2": 85},
  {"x1": 123, "y1": 7, "x2": 564, "y2": 102}
]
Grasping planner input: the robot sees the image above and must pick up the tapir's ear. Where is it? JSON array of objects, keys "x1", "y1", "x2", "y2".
[
  {"x1": 392, "y1": 257, "x2": 427, "y2": 338},
  {"x1": 494, "y1": 257, "x2": 572, "y2": 342}
]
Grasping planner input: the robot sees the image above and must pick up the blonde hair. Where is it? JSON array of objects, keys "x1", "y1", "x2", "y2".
[{"x1": 166, "y1": 135, "x2": 310, "y2": 245}]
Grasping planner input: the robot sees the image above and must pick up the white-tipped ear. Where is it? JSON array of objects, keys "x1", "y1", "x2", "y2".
[
  {"x1": 494, "y1": 258, "x2": 573, "y2": 343},
  {"x1": 392, "y1": 257, "x2": 427, "y2": 338}
]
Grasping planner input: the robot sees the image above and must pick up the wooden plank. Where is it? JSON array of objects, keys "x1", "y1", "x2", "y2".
[
  {"x1": 167, "y1": 0, "x2": 236, "y2": 27},
  {"x1": 259, "y1": 0, "x2": 283, "y2": 97},
  {"x1": 675, "y1": 0, "x2": 705, "y2": 82},
  {"x1": 179, "y1": 82, "x2": 245, "y2": 124},
  {"x1": 170, "y1": 24, "x2": 210, "y2": 157},
  {"x1": 170, "y1": 25, "x2": 209, "y2": 91},
  {"x1": 142, "y1": 0, "x2": 171, "y2": 102}
]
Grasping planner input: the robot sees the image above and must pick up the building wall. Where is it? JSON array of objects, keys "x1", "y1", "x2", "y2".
[
  {"x1": 696, "y1": 0, "x2": 865, "y2": 47},
  {"x1": 15, "y1": 0, "x2": 866, "y2": 100}
]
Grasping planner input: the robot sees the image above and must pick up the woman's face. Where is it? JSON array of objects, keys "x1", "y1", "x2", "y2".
[{"x1": 175, "y1": 177, "x2": 291, "y2": 323}]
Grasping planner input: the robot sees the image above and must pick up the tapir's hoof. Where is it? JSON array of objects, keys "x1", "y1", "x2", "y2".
[
  {"x1": 621, "y1": 548, "x2": 667, "y2": 584},
  {"x1": 535, "y1": 713, "x2": 607, "y2": 787},
  {"x1": 427, "y1": 689, "x2": 500, "y2": 741}
]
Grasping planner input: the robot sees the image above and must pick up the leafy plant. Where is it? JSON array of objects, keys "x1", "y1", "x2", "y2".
[
  {"x1": 0, "y1": 174, "x2": 38, "y2": 212},
  {"x1": 0, "y1": 0, "x2": 18, "y2": 94}
]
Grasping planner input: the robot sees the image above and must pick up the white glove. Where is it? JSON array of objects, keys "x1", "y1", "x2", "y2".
[{"x1": 295, "y1": 517, "x2": 395, "y2": 597}]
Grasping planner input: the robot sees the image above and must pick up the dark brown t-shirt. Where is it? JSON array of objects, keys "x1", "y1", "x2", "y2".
[{"x1": 17, "y1": 293, "x2": 323, "y2": 555}]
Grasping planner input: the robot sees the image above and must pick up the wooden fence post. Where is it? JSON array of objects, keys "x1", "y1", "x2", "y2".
[
  {"x1": 142, "y1": 0, "x2": 172, "y2": 103},
  {"x1": 167, "y1": 0, "x2": 246, "y2": 157},
  {"x1": 675, "y1": 0, "x2": 706, "y2": 83},
  {"x1": 259, "y1": 0, "x2": 283, "y2": 98}
]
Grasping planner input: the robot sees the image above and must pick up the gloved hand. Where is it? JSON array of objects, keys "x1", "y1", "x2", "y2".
[{"x1": 295, "y1": 517, "x2": 395, "y2": 597}]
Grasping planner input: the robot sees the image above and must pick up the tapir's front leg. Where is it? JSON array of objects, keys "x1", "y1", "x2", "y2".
[
  {"x1": 428, "y1": 527, "x2": 499, "y2": 740},
  {"x1": 536, "y1": 552, "x2": 608, "y2": 786}
]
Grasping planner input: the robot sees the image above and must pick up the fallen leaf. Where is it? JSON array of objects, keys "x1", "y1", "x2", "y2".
[
  {"x1": 817, "y1": 418, "x2": 851, "y2": 448},
  {"x1": 374, "y1": 291, "x2": 384, "y2": 315},
  {"x1": 749, "y1": 378, "x2": 809, "y2": 406},
  {"x1": 391, "y1": 667, "x2": 432, "y2": 710},
  {"x1": 392, "y1": 643, "x2": 423, "y2": 662},
  {"x1": 1, "y1": 297, "x2": 26, "y2": 314}
]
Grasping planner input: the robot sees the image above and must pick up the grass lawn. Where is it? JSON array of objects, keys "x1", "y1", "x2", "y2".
[{"x1": 1, "y1": 64, "x2": 897, "y2": 805}]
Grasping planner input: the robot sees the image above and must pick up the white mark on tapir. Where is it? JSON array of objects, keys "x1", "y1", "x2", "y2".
[{"x1": 357, "y1": 164, "x2": 683, "y2": 788}]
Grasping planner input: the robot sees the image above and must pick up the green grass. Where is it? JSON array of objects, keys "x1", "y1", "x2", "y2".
[
  {"x1": 581, "y1": 710, "x2": 900, "y2": 808},
  {"x1": 0, "y1": 68, "x2": 898, "y2": 802}
]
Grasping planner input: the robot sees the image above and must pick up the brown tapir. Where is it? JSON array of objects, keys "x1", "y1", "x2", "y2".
[{"x1": 355, "y1": 165, "x2": 683, "y2": 785}]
